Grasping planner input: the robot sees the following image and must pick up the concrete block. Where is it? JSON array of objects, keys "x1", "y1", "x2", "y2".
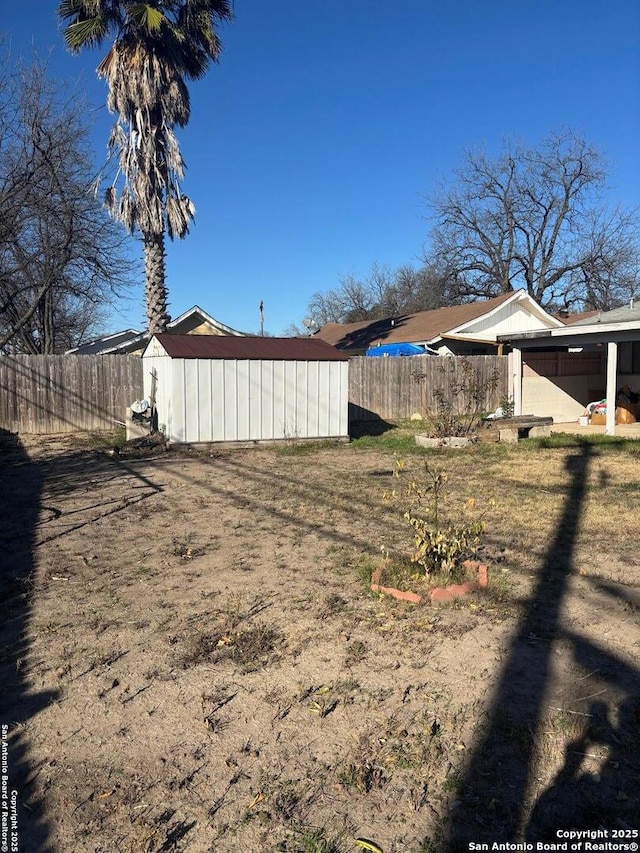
[
  {"x1": 126, "y1": 408, "x2": 151, "y2": 442},
  {"x1": 528, "y1": 425, "x2": 551, "y2": 438}
]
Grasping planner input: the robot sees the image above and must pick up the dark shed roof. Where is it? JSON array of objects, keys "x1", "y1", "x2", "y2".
[{"x1": 146, "y1": 334, "x2": 349, "y2": 361}]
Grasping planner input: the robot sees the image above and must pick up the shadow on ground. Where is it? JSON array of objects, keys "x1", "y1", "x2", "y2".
[
  {"x1": 0, "y1": 431, "x2": 54, "y2": 851},
  {"x1": 438, "y1": 441, "x2": 640, "y2": 849},
  {"x1": 0, "y1": 434, "x2": 162, "y2": 851}
]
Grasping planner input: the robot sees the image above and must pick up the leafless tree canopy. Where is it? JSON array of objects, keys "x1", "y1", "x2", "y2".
[
  {"x1": 304, "y1": 263, "x2": 460, "y2": 329},
  {"x1": 0, "y1": 52, "x2": 134, "y2": 353},
  {"x1": 427, "y1": 131, "x2": 640, "y2": 311}
]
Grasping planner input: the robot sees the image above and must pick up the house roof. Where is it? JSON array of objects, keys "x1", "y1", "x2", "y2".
[
  {"x1": 168, "y1": 305, "x2": 246, "y2": 336},
  {"x1": 557, "y1": 309, "x2": 600, "y2": 325},
  {"x1": 68, "y1": 306, "x2": 249, "y2": 355},
  {"x1": 314, "y1": 291, "x2": 555, "y2": 351},
  {"x1": 65, "y1": 328, "x2": 142, "y2": 355},
  {"x1": 144, "y1": 334, "x2": 349, "y2": 361},
  {"x1": 569, "y1": 303, "x2": 640, "y2": 326},
  {"x1": 112, "y1": 306, "x2": 248, "y2": 353}
]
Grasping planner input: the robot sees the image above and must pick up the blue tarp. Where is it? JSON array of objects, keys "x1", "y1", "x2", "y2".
[{"x1": 366, "y1": 342, "x2": 433, "y2": 357}]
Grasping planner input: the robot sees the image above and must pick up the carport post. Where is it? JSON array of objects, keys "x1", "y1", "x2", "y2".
[
  {"x1": 512, "y1": 347, "x2": 523, "y2": 416},
  {"x1": 605, "y1": 341, "x2": 617, "y2": 436}
]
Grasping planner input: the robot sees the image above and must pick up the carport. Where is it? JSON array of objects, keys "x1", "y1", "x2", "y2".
[{"x1": 499, "y1": 304, "x2": 640, "y2": 435}]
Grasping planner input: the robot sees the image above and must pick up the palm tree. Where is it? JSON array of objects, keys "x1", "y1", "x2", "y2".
[{"x1": 59, "y1": 0, "x2": 233, "y2": 334}]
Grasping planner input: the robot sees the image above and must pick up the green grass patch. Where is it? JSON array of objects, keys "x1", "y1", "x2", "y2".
[
  {"x1": 347, "y1": 421, "x2": 640, "y2": 457},
  {"x1": 350, "y1": 419, "x2": 435, "y2": 454},
  {"x1": 354, "y1": 555, "x2": 377, "y2": 590}
]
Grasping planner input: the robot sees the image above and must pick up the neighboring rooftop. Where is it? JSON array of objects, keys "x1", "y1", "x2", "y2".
[
  {"x1": 314, "y1": 291, "x2": 562, "y2": 353},
  {"x1": 65, "y1": 306, "x2": 248, "y2": 355},
  {"x1": 569, "y1": 302, "x2": 640, "y2": 326},
  {"x1": 315, "y1": 293, "x2": 516, "y2": 351},
  {"x1": 66, "y1": 329, "x2": 142, "y2": 355},
  {"x1": 555, "y1": 309, "x2": 600, "y2": 325}
]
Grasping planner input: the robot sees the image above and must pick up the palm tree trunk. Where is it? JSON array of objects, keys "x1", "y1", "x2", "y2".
[{"x1": 144, "y1": 232, "x2": 170, "y2": 334}]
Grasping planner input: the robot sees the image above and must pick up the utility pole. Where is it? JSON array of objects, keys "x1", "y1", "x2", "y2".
[{"x1": 259, "y1": 300, "x2": 264, "y2": 337}]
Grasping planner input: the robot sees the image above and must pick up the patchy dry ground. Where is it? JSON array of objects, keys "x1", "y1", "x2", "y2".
[{"x1": 1, "y1": 429, "x2": 639, "y2": 853}]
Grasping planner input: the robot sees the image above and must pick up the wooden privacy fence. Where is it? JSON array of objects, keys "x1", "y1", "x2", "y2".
[
  {"x1": 0, "y1": 353, "x2": 507, "y2": 434},
  {"x1": 348, "y1": 355, "x2": 509, "y2": 422},
  {"x1": 0, "y1": 355, "x2": 143, "y2": 434}
]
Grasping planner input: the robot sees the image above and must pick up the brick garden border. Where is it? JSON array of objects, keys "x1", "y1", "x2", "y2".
[{"x1": 371, "y1": 559, "x2": 488, "y2": 606}]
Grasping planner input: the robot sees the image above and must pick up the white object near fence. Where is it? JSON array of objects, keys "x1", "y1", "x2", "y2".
[{"x1": 141, "y1": 335, "x2": 349, "y2": 445}]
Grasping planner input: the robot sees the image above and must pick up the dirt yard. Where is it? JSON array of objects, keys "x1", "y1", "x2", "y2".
[{"x1": 1, "y1": 429, "x2": 639, "y2": 853}]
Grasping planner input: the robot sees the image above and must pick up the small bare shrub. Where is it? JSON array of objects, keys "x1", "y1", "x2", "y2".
[
  {"x1": 413, "y1": 358, "x2": 501, "y2": 437},
  {"x1": 384, "y1": 458, "x2": 487, "y2": 578}
]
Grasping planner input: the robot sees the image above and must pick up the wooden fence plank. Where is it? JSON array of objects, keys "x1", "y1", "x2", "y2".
[
  {"x1": 0, "y1": 355, "x2": 143, "y2": 434},
  {"x1": 348, "y1": 355, "x2": 508, "y2": 421}
]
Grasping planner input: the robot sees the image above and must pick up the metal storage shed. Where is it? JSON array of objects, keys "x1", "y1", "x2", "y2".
[{"x1": 141, "y1": 334, "x2": 350, "y2": 445}]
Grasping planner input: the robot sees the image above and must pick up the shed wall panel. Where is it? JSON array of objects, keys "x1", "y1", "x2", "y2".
[
  {"x1": 272, "y1": 364, "x2": 285, "y2": 438},
  {"x1": 297, "y1": 362, "x2": 308, "y2": 435},
  {"x1": 284, "y1": 361, "x2": 297, "y2": 438},
  {"x1": 317, "y1": 364, "x2": 331, "y2": 436},
  {"x1": 142, "y1": 353, "x2": 349, "y2": 443},
  {"x1": 236, "y1": 360, "x2": 251, "y2": 440},
  {"x1": 249, "y1": 361, "x2": 262, "y2": 440},
  {"x1": 306, "y1": 362, "x2": 319, "y2": 436},
  {"x1": 143, "y1": 355, "x2": 174, "y2": 436},
  {"x1": 197, "y1": 360, "x2": 212, "y2": 441},
  {"x1": 211, "y1": 361, "x2": 225, "y2": 441},
  {"x1": 260, "y1": 361, "x2": 274, "y2": 440},
  {"x1": 223, "y1": 361, "x2": 237, "y2": 440}
]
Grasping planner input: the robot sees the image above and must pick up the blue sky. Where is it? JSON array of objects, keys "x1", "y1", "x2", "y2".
[{"x1": 5, "y1": 0, "x2": 640, "y2": 335}]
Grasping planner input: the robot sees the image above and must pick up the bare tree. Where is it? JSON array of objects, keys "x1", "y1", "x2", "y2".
[
  {"x1": 377, "y1": 263, "x2": 461, "y2": 316},
  {"x1": 427, "y1": 130, "x2": 640, "y2": 311},
  {"x1": 0, "y1": 52, "x2": 133, "y2": 353},
  {"x1": 305, "y1": 262, "x2": 459, "y2": 327}
]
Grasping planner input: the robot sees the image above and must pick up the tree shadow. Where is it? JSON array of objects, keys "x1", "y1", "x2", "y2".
[
  {"x1": 334, "y1": 315, "x2": 411, "y2": 352},
  {"x1": 0, "y1": 431, "x2": 56, "y2": 851},
  {"x1": 0, "y1": 434, "x2": 163, "y2": 852}
]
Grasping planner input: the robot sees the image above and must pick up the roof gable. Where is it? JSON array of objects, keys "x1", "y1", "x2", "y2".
[
  {"x1": 314, "y1": 292, "x2": 559, "y2": 351},
  {"x1": 92, "y1": 306, "x2": 249, "y2": 353},
  {"x1": 168, "y1": 305, "x2": 246, "y2": 336}
]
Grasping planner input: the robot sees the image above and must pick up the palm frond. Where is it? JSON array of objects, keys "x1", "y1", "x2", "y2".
[
  {"x1": 104, "y1": 185, "x2": 117, "y2": 217},
  {"x1": 58, "y1": 0, "x2": 84, "y2": 22},
  {"x1": 166, "y1": 195, "x2": 194, "y2": 239},
  {"x1": 63, "y1": 16, "x2": 110, "y2": 51},
  {"x1": 126, "y1": 3, "x2": 166, "y2": 33}
]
